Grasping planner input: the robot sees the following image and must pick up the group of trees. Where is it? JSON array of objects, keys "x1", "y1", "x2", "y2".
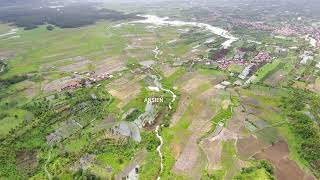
[
  {"x1": 0, "y1": 3, "x2": 143, "y2": 30},
  {"x1": 125, "y1": 109, "x2": 142, "y2": 122},
  {"x1": 234, "y1": 160, "x2": 275, "y2": 180},
  {"x1": 0, "y1": 87, "x2": 114, "y2": 178},
  {"x1": 281, "y1": 89, "x2": 320, "y2": 177},
  {"x1": 290, "y1": 112, "x2": 320, "y2": 176},
  {"x1": 0, "y1": 75, "x2": 28, "y2": 90}
]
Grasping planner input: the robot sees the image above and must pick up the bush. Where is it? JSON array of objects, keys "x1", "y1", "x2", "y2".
[{"x1": 46, "y1": 25, "x2": 54, "y2": 31}]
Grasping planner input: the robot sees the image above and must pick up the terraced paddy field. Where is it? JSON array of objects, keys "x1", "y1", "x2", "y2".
[{"x1": 1, "y1": 1, "x2": 320, "y2": 179}]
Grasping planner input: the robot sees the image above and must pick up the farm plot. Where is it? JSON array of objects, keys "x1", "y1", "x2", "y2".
[
  {"x1": 253, "y1": 59, "x2": 283, "y2": 83},
  {"x1": 237, "y1": 135, "x2": 267, "y2": 159},
  {"x1": 15, "y1": 150, "x2": 38, "y2": 176},
  {"x1": 239, "y1": 87, "x2": 285, "y2": 125},
  {"x1": 263, "y1": 67, "x2": 286, "y2": 87},
  {"x1": 200, "y1": 127, "x2": 239, "y2": 173},
  {"x1": 40, "y1": 56, "x2": 92, "y2": 73},
  {"x1": 106, "y1": 74, "x2": 143, "y2": 108},
  {"x1": 168, "y1": 72, "x2": 228, "y2": 178},
  {"x1": 200, "y1": 105, "x2": 248, "y2": 177},
  {"x1": 200, "y1": 139, "x2": 223, "y2": 170},
  {"x1": 254, "y1": 141, "x2": 315, "y2": 180},
  {"x1": 178, "y1": 72, "x2": 225, "y2": 93},
  {"x1": 169, "y1": 72, "x2": 225, "y2": 127},
  {"x1": 159, "y1": 64, "x2": 178, "y2": 77},
  {"x1": 94, "y1": 56, "x2": 127, "y2": 76}
]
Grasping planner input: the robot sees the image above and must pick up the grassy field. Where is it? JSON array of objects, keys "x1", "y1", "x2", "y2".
[{"x1": 253, "y1": 59, "x2": 283, "y2": 83}]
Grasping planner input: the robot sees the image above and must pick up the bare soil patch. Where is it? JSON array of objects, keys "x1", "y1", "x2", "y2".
[
  {"x1": 200, "y1": 139, "x2": 223, "y2": 170},
  {"x1": 95, "y1": 57, "x2": 127, "y2": 76},
  {"x1": 264, "y1": 69, "x2": 286, "y2": 86},
  {"x1": 307, "y1": 78, "x2": 320, "y2": 93},
  {"x1": 180, "y1": 74, "x2": 211, "y2": 93},
  {"x1": 170, "y1": 73, "x2": 223, "y2": 127},
  {"x1": 159, "y1": 64, "x2": 178, "y2": 77},
  {"x1": 254, "y1": 141, "x2": 315, "y2": 180},
  {"x1": 172, "y1": 87, "x2": 221, "y2": 176},
  {"x1": 172, "y1": 136, "x2": 199, "y2": 175},
  {"x1": 209, "y1": 128, "x2": 238, "y2": 142},
  {"x1": 16, "y1": 150, "x2": 38, "y2": 175},
  {"x1": 222, "y1": 99, "x2": 232, "y2": 109},
  {"x1": 0, "y1": 49, "x2": 15, "y2": 60},
  {"x1": 58, "y1": 56, "x2": 91, "y2": 72},
  {"x1": 237, "y1": 135, "x2": 266, "y2": 158},
  {"x1": 106, "y1": 76, "x2": 142, "y2": 107},
  {"x1": 226, "y1": 107, "x2": 247, "y2": 135},
  {"x1": 125, "y1": 35, "x2": 156, "y2": 50}
]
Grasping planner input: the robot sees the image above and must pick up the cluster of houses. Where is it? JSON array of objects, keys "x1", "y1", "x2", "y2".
[
  {"x1": 251, "y1": 52, "x2": 272, "y2": 64},
  {"x1": 273, "y1": 26, "x2": 299, "y2": 36},
  {"x1": 59, "y1": 70, "x2": 117, "y2": 91},
  {"x1": 232, "y1": 19, "x2": 275, "y2": 31},
  {"x1": 60, "y1": 80, "x2": 82, "y2": 91},
  {"x1": 230, "y1": 17, "x2": 320, "y2": 49},
  {"x1": 74, "y1": 71, "x2": 114, "y2": 82},
  {"x1": 90, "y1": 72, "x2": 114, "y2": 82},
  {"x1": 217, "y1": 59, "x2": 249, "y2": 70},
  {"x1": 213, "y1": 50, "x2": 272, "y2": 72},
  {"x1": 211, "y1": 50, "x2": 273, "y2": 89},
  {"x1": 58, "y1": 61, "x2": 154, "y2": 92},
  {"x1": 273, "y1": 25, "x2": 320, "y2": 48}
]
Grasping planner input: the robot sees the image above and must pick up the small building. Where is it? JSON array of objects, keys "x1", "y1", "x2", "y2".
[
  {"x1": 274, "y1": 47, "x2": 288, "y2": 56},
  {"x1": 214, "y1": 84, "x2": 226, "y2": 90},
  {"x1": 221, "y1": 81, "x2": 231, "y2": 86},
  {"x1": 238, "y1": 65, "x2": 253, "y2": 79},
  {"x1": 233, "y1": 80, "x2": 243, "y2": 86}
]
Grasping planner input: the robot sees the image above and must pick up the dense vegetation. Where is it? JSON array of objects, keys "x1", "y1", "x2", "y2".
[
  {"x1": 234, "y1": 160, "x2": 275, "y2": 180},
  {"x1": 0, "y1": 3, "x2": 143, "y2": 30},
  {"x1": 0, "y1": 75, "x2": 29, "y2": 90},
  {"x1": 0, "y1": 87, "x2": 113, "y2": 178},
  {"x1": 281, "y1": 90, "x2": 320, "y2": 177}
]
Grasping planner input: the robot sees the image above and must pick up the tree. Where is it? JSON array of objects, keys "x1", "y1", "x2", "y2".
[{"x1": 46, "y1": 25, "x2": 55, "y2": 31}]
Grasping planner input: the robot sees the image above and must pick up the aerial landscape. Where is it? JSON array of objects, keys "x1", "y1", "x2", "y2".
[{"x1": 0, "y1": 0, "x2": 320, "y2": 179}]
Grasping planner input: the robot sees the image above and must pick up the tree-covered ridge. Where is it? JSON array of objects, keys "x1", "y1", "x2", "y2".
[
  {"x1": 0, "y1": 3, "x2": 143, "y2": 30},
  {"x1": 281, "y1": 90, "x2": 320, "y2": 177}
]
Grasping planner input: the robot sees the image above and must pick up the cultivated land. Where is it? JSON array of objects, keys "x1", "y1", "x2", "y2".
[{"x1": 1, "y1": 0, "x2": 320, "y2": 180}]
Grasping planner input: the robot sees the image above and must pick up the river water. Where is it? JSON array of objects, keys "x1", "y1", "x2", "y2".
[
  {"x1": 150, "y1": 74, "x2": 176, "y2": 179},
  {"x1": 155, "y1": 125, "x2": 163, "y2": 180},
  {"x1": 133, "y1": 15, "x2": 238, "y2": 49}
]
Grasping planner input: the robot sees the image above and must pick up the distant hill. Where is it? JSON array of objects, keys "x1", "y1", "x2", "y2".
[{"x1": 0, "y1": 2, "x2": 143, "y2": 30}]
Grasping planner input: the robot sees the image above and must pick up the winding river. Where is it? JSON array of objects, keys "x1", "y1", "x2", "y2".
[
  {"x1": 151, "y1": 74, "x2": 176, "y2": 179},
  {"x1": 133, "y1": 15, "x2": 238, "y2": 49},
  {"x1": 155, "y1": 125, "x2": 163, "y2": 180}
]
